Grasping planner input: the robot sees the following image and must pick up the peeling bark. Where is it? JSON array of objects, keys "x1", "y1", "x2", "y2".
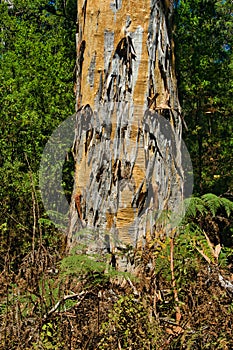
[{"x1": 67, "y1": 0, "x2": 183, "y2": 254}]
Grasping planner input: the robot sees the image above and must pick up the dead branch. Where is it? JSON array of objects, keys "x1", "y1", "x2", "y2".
[
  {"x1": 44, "y1": 290, "x2": 86, "y2": 318},
  {"x1": 219, "y1": 274, "x2": 233, "y2": 294}
]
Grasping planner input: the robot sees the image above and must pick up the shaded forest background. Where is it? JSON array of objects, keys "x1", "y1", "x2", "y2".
[{"x1": 0, "y1": 0, "x2": 232, "y2": 349}]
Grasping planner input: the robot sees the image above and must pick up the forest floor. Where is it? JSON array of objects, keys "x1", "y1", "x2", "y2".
[{"x1": 0, "y1": 235, "x2": 233, "y2": 350}]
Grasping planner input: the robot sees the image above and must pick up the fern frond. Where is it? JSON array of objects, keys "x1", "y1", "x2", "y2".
[
  {"x1": 201, "y1": 193, "x2": 233, "y2": 217},
  {"x1": 183, "y1": 197, "x2": 207, "y2": 219},
  {"x1": 219, "y1": 197, "x2": 233, "y2": 217},
  {"x1": 201, "y1": 193, "x2": 222, "y2": 216},
  {"x1": 60, "y1": 253, "x2": 107, "y2": 276}
]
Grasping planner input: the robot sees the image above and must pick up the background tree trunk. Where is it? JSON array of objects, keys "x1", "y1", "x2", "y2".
[{"x1": 67, "y1": 0, "x2": 184, "y2": 255}]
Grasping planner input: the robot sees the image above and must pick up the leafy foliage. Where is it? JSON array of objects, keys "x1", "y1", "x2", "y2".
[
  {"x1": 174, "y1": 0, "x2": 233, "y2": 194},
  {"x1": 98, "y1": 294, "x2": 163, "y2": 350},
  {"x1": 0, "y1": 0, "x2": 76, "y2": 265}
]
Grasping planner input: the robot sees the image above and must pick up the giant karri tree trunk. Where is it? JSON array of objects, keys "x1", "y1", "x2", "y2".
[{"x1": 67, "y1": 0, "x2": 185, "y2": 256}]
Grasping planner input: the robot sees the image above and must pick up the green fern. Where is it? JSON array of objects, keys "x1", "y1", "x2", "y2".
[
  {"x1": 181, "y1": 194, "x2": 233, "y2": 264},
  {"x1": 201, "y1": 193, "x2": 233, "y2": 217},
  {"x1": 60, "y1": 253, "x2": 107, "y2": 277},
  {"x1": 60, "y1": 246, "x2": 133, "y2": 286},
  {"x1": 183, "y1": 197, "x2": 208, "y2": 218},
  {"x1": 201, "y1": 193, "x2": 222, "y2": 216},
  {"x1": 184, "y1": 193, "x2": 233, "y2": 219},
  {"x1": 219, "y1": 197, "x2": 233, "y2": 217}
]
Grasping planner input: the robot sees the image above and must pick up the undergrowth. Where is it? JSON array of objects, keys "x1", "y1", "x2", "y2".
[{"x1": 0, "y1": 194, "x2": 232, "y2": 349}]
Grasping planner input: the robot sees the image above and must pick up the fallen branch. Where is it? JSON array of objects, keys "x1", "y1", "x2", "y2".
[
  {"x1": 219, "y1": 274, "x2": 233, "y2": 294},
  {"x1": 44, "y1": 290, "x2": 86, "y2": 318}
]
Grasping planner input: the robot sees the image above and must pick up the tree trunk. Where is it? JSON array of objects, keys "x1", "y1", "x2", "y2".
[{"x1": 67, "y1": 0, "x2": 184, "y2": 254}]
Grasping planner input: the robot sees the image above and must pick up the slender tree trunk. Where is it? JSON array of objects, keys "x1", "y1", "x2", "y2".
[{"x1": 67, "y1": 0, "x2": 184, "y2": 254}]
